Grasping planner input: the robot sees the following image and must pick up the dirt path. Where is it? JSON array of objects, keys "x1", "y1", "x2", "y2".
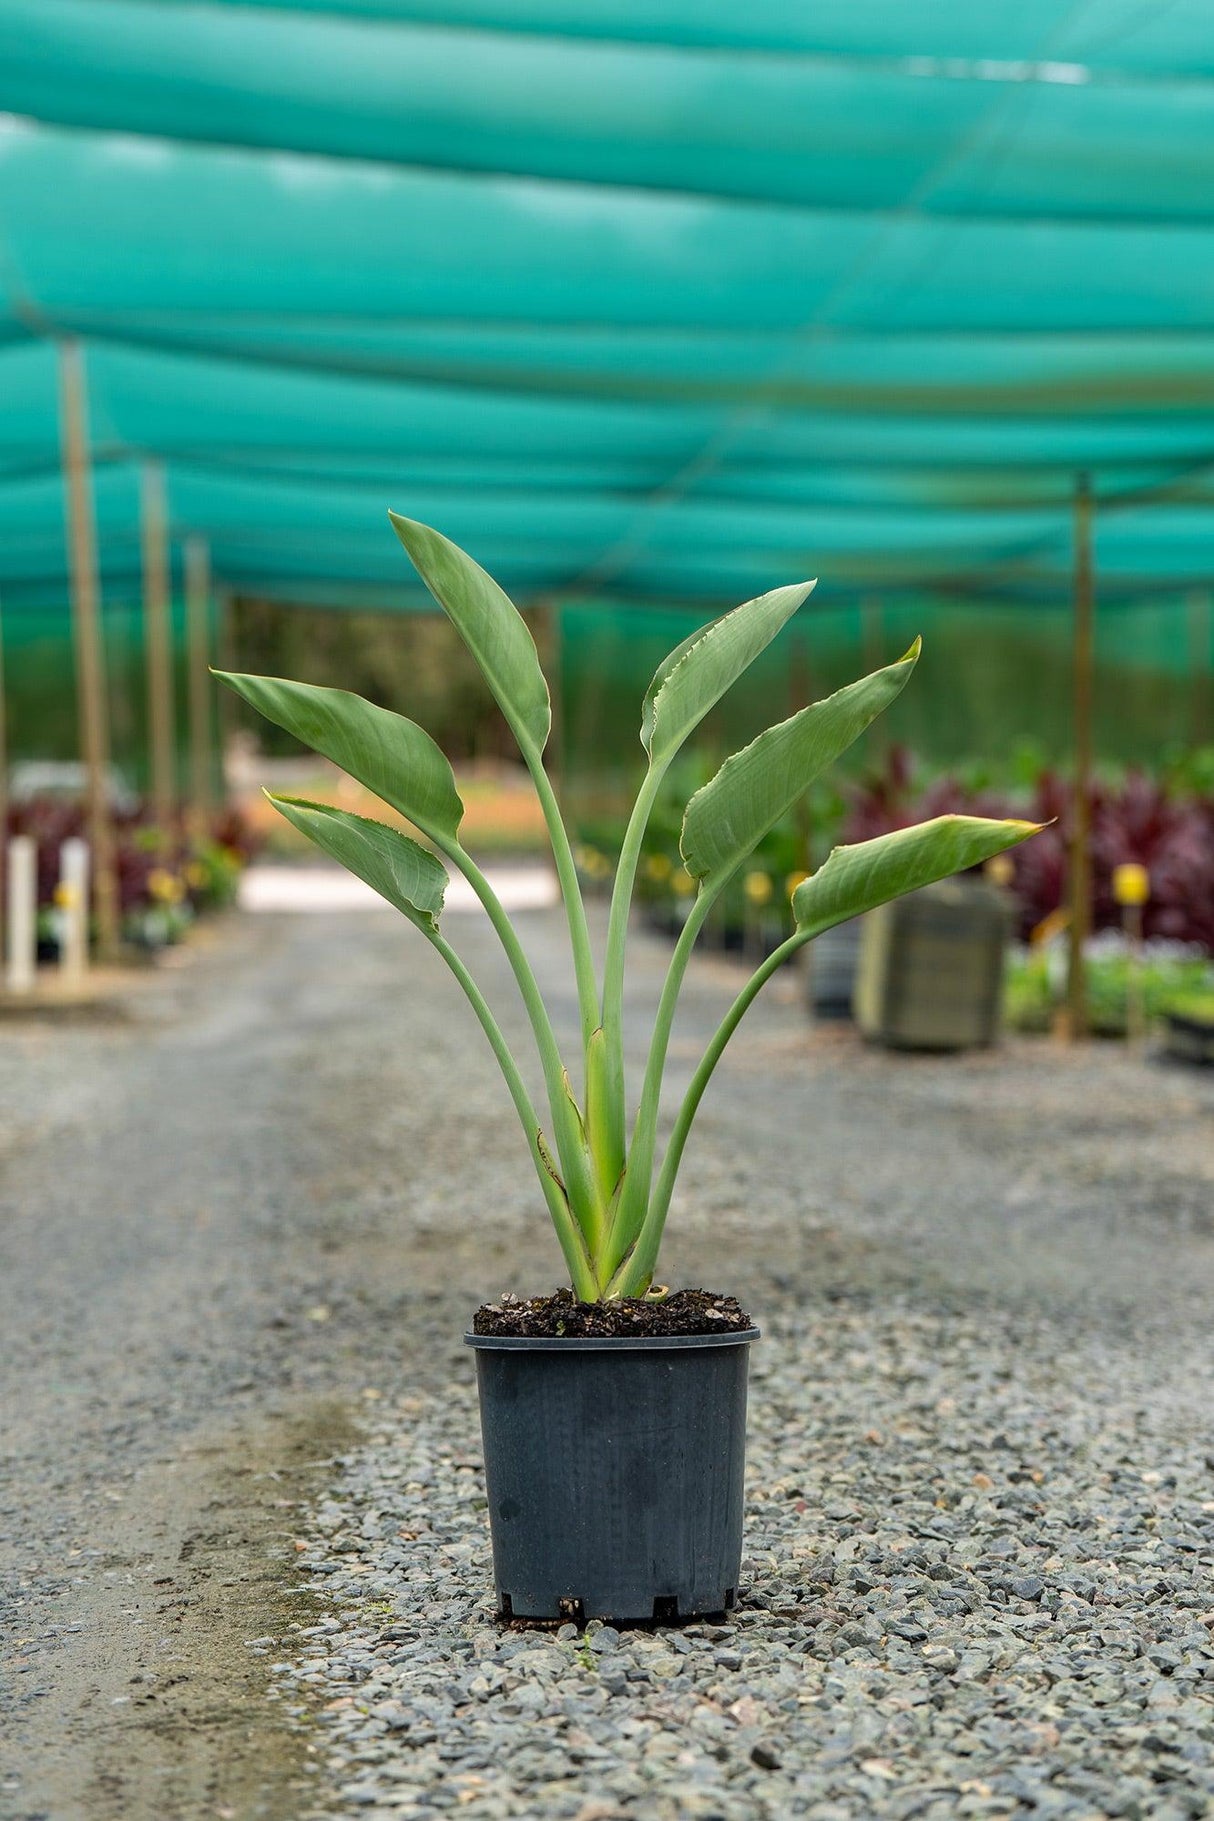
[
  {"x1": 2, "y1": 895, "x2": 1211, "y2": 1818},
  {"x1": 1, "y1": 917, "x2": 366, "y2": 1819}
]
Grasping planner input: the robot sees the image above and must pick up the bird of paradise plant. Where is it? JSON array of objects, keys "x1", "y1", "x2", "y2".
[{"x1": 218, "y1": 518, "x2": 1038, "y2": 1301}]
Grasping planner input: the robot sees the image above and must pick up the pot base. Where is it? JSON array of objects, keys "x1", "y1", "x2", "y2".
[{"x1": 499, "y1": 1587, "x2": 737, "y2": 1626}]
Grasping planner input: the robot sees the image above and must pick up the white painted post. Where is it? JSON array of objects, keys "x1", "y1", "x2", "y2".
[
  {"x1": 59, "y1": 837, "x2": 90, "y2": 985},
  {"x1": 5, "y1": 835, "x2": 36, "y2": 994}
]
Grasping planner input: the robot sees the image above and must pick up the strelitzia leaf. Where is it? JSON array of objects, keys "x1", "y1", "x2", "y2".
[
  {"x1": 643, "y1": 581, "x2": 815, "y2": 764},
  {"x1": 792, "y1": 815, "x2": 1042, "y2": 938},
  {"x1": 268, "y1": 796, "x2": 448, "y2": 932},
  {"x1": 389, "y1": 514, "x2": 550, "y2": 757},
  {"x1": 681, "y1": 641, "x2": 920, "y2": 884},
  {"x1": 609, "y1": 811, "x2": 1044, "y2": 1299},
  {"x1": 215, "y1": 672, "x2": 463, "y2": 845}
]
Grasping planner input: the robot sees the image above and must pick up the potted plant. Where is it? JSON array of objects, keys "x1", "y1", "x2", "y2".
[
  {"x1": 853, "y1": 875, "x2": 1014, "y2": 1051},
  {"x1": 218, "y1": 517, "x2": 1037, "y2": 1624}
]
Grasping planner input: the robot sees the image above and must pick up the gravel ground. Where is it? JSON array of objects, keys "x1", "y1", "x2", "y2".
[
  {"x1": 283, "y1": 1302, "x2": 1214, "y2": 1821},
  {"x1": 2, "y1": 884, "x2": 1213, "y2": 1819}
]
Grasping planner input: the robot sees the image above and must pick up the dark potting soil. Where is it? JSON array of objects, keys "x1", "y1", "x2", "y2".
[{"x1": 471, "y1": 1287, "x2": 753, "y2": 1338}]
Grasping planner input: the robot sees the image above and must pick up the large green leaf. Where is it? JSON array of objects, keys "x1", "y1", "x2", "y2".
[
  {"x1": 792, "y1": 815, "x2": 1041, "y2": 938},
  {"x1": 389, "y1": 514, "x2": 550, "y2": 756},
  {"x1": 268, "y1": 796, "x2": 448, "y2": 932},
  {"x1": 215, "y1": 672, "x2": 463, "y2": 845},
  {"x1": 642, "y1": 581, "x2": 815, "y2": 763},
  {"x1": 681, "y1": 641, "x2": 920, "y2": 883}
]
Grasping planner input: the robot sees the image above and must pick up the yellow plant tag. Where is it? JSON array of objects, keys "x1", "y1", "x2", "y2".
[{"x1": 1112, "y1": 862, "x2": 1150, "y2": 907}]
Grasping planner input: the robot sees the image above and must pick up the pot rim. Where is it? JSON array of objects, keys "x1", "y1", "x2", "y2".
[{"x1": 465, "y1": 1326, "x2": 760, "y2": 1352}]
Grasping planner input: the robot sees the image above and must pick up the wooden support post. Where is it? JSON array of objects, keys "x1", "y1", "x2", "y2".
[
  {"x1": 59, "y1": 837, "x2": 89, "y2": 985},
  {"x1": 5, "y1": 836, "x2": 36, "y2": 994},
  {"x1": 1064, "y1": 473, "x2": 1095, "y2": 1042},
  {"x1": 141, "y1": 459, "x2": 176, "y2": 839},
  {"x1": 59, "y1": 341, "x2": 120, "y2": 961},
  {"x1": 185, "y1": 536, "x2": 214, "y2": 836}
]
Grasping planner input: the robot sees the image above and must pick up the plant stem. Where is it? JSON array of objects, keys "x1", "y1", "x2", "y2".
[
  {"x1": 530, "y1": 763, "x2": 602, "y2": 1051},
  {"x1": 608, "y1": 928, "x2": 805, "y2": 1297},
  {"x1": 598, "y1": 764, "x2": 664, "y2": 1169},
  {"x1": 446, "y1": 842, "x2": 601, "y2": 1245},
  {"x1": 429, "y1": 930, "x2": 598, "y2": 1300},
  {"x1": 602, "y1": 885, "x2": 715, "y2": 1275},
  {"x1": 452, "y1": 845, "x2": 569, "y2": 1106}
]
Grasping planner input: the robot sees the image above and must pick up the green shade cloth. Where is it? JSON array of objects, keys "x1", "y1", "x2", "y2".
[
  {"x1": 0, "y1": 0, "x2": 1210, "y2": 657},
  {"x1": 39, "y1": 0, "x2": 1214, "y2": 71},
  {"x1": 6, "y1": 0, "x2": 1214, "y2": 219}
]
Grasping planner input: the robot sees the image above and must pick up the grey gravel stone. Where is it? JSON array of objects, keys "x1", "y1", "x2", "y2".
[{"x1": 1010, "y1": 1575, "x2": 1045, "y2": 1600}]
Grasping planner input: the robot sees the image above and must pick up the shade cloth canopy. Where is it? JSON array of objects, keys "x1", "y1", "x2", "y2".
[{"x1": 1, "y1": 0, "x2": 1212, "y2": 622}]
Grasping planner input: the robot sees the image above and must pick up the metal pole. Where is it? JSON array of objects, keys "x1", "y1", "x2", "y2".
[
  {"x1": 59, "y1": 341, "x2": 120, "y2": 961},
  {"x1": 1064, "y1": 473, "x2": 1094, "y2": 1041},
  {"x1": 185, "y1": 536, "x2": 214, "y2": 836},
  {"x1": 141, "y1": 459, "x2": 176, "y2": 839}
]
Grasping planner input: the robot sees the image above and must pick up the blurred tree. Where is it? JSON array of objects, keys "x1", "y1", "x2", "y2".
[{"x1": 231, "y1": 598, "x2": 516, "y2": 763}]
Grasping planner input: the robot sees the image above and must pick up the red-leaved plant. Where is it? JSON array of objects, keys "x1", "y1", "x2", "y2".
[{"x1": 842, "y1": 749, "x2": 1214, "y2": 950}]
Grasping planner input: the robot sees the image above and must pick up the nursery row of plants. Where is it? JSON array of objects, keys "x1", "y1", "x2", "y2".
[
  {"x1": 576, "y1": 744, "x2": 1214, "y2": 962},
  {"x1": 1003, "y1": 940, "x2": 1214, "y2": 1040},
  {"x1": 3, "y1": 796, "x2": 258, "y2": 956}
]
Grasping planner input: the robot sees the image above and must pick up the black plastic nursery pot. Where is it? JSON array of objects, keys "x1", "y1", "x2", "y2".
[
  {"x1": 1162, "y1": 1007, "x2": 1214, "y2": 1066},
  {"x1": 466, "y1": 1324, "x2": 759, "y2": 1625}
]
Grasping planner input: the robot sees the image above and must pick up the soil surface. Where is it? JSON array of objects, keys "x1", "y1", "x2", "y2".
[
  {"x1": 472, "y1": 1288, "x2": 753, "y2": 1337},
  {"x1": 2, "y1": 885, "x2": 1212, "y2": 1818}
]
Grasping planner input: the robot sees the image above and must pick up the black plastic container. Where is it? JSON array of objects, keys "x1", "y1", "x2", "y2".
[
  {"x1": 1162, "y1": 1007, "x2": 1214, "y2": 1066},
  {"x1": 466, "y1": 1326, "x2": 759, "y2": 1624}
]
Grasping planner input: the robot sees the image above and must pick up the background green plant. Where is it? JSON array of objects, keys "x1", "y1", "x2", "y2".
[{"x1": 1004, "y1": 948, "x2": 1214, "y2": 1037}]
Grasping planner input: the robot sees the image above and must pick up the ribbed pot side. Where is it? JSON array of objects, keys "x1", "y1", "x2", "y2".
[{"x1": 465, "y1": 1327, "x2": 759, "y2": 1625}]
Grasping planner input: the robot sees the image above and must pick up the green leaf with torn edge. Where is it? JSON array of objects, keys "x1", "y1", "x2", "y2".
[
  {"x1": 792, "y1": 815, "x2": 1043, "y2": 939},
  {"x1": 268, "y1": 796, "x2": 448, "y2": 933},
  {"x1": 642, "y1": 582, "x2": 815, "y2": 764},
  {"x1": 215, "y1": 672, "x2": 463, "y2": 846},
  {"x1": 680, "y1": 641, "x2": 920, "y2": 884},
  {"x1": 389, "y1": 514, "x2": 550, "y2": 757}
]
